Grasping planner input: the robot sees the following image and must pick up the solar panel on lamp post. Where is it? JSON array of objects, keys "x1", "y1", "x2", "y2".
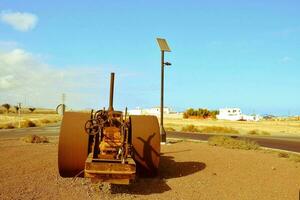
[{"x1": 156, "y1": 38, "x2": 171, "y2": 143}]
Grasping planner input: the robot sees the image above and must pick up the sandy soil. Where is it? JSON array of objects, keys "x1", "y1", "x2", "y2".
[{"x1": 0, "y1": 138, "x2": 299, "y2": 200}]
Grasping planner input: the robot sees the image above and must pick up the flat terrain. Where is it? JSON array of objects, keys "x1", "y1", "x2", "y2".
[
  {"x1": 2, "y1": 112, "x2": 300, "y2": 137},
  {"x1": 1, "y1": 125, "x2": 300, "y2": 152},
  {"x1": 164, "y1": 116, "x2": 300, "y2": 136},
  {"x1": 0, "y1": 136, "x2": 299, "y2": 199}
]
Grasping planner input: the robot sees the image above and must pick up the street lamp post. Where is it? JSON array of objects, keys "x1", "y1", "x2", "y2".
[{"x1": 156, "y1": 38, "x2": 171, "y2": 143}]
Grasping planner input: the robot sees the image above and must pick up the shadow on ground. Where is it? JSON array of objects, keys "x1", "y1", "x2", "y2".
[{"x1": 110, "y1": 153, "x2": 206, "y2": 195}]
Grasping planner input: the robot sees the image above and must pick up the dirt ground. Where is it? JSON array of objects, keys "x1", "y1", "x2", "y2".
[{"x1": 0, "y1": 137, "x2": 299, "y2": 200}]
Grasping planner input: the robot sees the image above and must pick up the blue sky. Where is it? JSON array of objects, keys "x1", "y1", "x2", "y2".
[{"x1": 0, "y1": 0, "x2": 299, "y2": 115}]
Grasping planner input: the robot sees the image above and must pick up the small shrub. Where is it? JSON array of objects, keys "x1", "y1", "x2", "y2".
[
  {"x1": 208, "y1": 136, "x2": 260, "y2": 150},
  {"x1": 183, "y1": 112, "x2": 188, "y2": 119},
  {"x1": 183, "y1": 108, "x2": 219, "y2": 119},
  {"x1": 278, "y1": 152, "x2": 289, "y2": 158},
  {"x1": 165, "y1": 127, "x2": 176, "y2": 131},
  {"x1": 277, "y1": 152, "x2": 300, "y2": 162},
  {"x1": 4, "y1": 123, "x2": 15, "y2": 129},
  {"x1": 248, "y1": 130, "x2": 271, "y2": 136},
  {"x1": 2, "y1": 103, "x2": 11, "y2": 113},
  {"x1": 28, "y1": 107, "x2": 36, "y2": 113},
  {"x1": 181, "y1": 125, "x2": 200, "y2": 132},
  {"x1": 22, "y1": 120, "x2": 36, "y2": 128},
  {"x1": 199, "y1": 126, "x2": 239, "y2": 134},
  {"x1": 22, "y1": 135, "x2": 49, "y2": 143},
  {"x1": 248, "y1": 130, "x2": 259, "y2": 135},
  {"x1": 14, "y1": 105, "x2": 20, "y2": 113}
]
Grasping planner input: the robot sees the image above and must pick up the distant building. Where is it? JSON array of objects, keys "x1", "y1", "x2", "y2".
[
  {"x1": 216, "y1": 108, "x2": 261, "y2": 121},
  {"x1": 127, "y1": 108, "x2": 143, "y2": 115},
  {"x1": 128, "y1": 107, "x2": 172, "y2": 116},
  {"x1": 143, "y1": 107, "x2": 172, "y2": 115}
]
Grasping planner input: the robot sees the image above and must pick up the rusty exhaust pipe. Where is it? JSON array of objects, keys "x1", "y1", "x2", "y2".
[{"x1": 108, "y1": 72, "x2": 115, "y2": 111}]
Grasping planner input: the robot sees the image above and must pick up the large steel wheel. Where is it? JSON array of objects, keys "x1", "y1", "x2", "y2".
[
  {"x1": 58, "y1": 112, "x2": 90, "y2": 177},
  {"x1": 130, "y1": 115, "x2": 160, "y2": 176}
]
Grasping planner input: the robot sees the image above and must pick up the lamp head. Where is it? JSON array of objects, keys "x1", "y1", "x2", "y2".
[{"x1": 164, "y1": 62, "x2": 172, "y2": 66}]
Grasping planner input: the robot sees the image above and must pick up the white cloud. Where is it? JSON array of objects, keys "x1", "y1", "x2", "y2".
[
  {"x1": 0, "y1": 11, "x2": 38, "y2": 32},
  {"x1": 0, "y1": 75, "x2": 14, "y2": 89},
  {"x1": 0, "y1": 45, "x2": 154, "y2": 110},
  {"x1": 0, "y1": 48, "x2": 110, "y2": 109}
]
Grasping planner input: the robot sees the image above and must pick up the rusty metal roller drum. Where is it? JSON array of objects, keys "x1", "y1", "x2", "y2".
[
  {"x1": 58, "y1": 112, "x2": 90, "y2": 177},
  {"x1": 130, "y1": 115, "x2": 160, "y2": 176}
]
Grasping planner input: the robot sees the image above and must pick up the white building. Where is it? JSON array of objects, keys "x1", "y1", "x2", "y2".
[
  {"x1": 144, "y1": 107, "x2": 171, "y2": 115},
  {"x1": 127, "y1": 108, "x2": 143, "y2": 115},
  {"x1": 128, "y1": 107, "x2": 172, "y2": 116},
  {"x1": 216, "y1": 108, "x2": 261, "y2": 121}
]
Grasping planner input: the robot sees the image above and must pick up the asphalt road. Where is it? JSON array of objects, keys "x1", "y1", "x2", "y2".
[
  {"x1": 168, "y1": 131, "x2": 300, "y2": 153},
  {"x1": 0, "y1": 125, "x2": 299, "y2": 153}
]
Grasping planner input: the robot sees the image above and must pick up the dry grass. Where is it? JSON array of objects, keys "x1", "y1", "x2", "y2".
[
  {"x1": 199, "y1": 126, "x2": 239, "y2": 134},
  {"x1": 0, "y1": 107, "x2": 56, "y2": 114},
  {"x1": 248, "y1": 130, "x2": 271, "y2": 136},
  {"x1": 40, "y1": 119, "x2": 51, "y2": 123},
  {"x1": 247, "y1": 130, "x2": 259, "y2": 135},
  {"x1": 208, "y1": 136, "x2": 260, "y2": 150},
  {"x1": 289, "y1": 154, "x2": 300, "y2": 162},
  {"x1": 2, "y1": 123, "x2": 15, "y2": 129},
  {"x1": 181, "y1": 125, "x2": 200, "y2": 132},
  {"x1": 261, "y1": 131, "x2": 271, "y2": 135},
  {"x1": 0, "y1": 113, "x2": 61, "y2": 129},
  {"x1": 164, "y1": 116, "x2": 300, "y2": 136},
  {"x1": 179, "y1": 125, "x2": 239, "y2": 134},
  {"x1": 165, "y1": 127, "x2": 176, "y2": 131},
  {"x1": 22, "y1": 135, "x2": 49, "y2": 143},
  {"x1": 0, "y1": 119, "x2": 37, "y2": 129}
]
